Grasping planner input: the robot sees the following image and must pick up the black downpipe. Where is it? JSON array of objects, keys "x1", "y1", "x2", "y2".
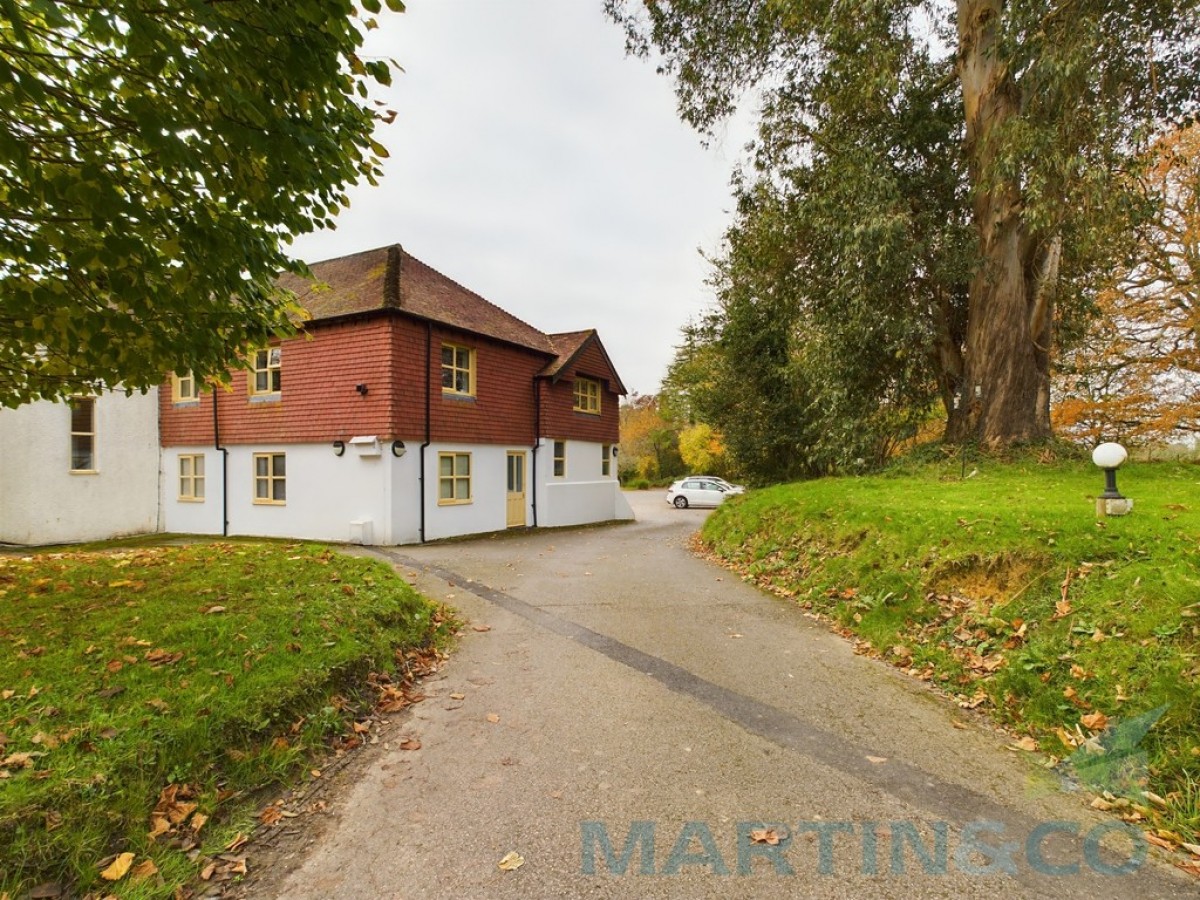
[
  {"x1": 419, "y1": 321, "x2": 432, "y2": 542},
  {"x1": 531, "y1": 378, "x2": 540, "y2": 528},
  {"x1": 212, "y1": 387, "x2": 228, "y2": 536}
]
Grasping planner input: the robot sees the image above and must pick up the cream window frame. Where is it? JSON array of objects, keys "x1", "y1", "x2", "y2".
[
  {"x1": 441, "y1": 343, "x2": 476, "y2": 397},
  {"x1": 553, "y1": 440, "x2": 566, "y2": 478},
  {"x1": 253, "y1": 452, "x2": 286, "y2": 505},
  {"x1": 602, "y1": 444, "x2": 611, "y2": 477},
  {"x1": 573, "y1": 377, "x2": 601, "y2": 415},
  {"x1": 178, "y1": 454, "x2": 205, "y2": 501},
  {"x1": 70, "y1": 396, "x2": 97, "y2": 473},
  {"x1": 171, "y1": 371, "x2": 198, "y2": 404},
  {"x1": 249, "y1": 348, "x2": 282, "y2": 397},
  {"x1": 437, "y1": 452, "x2": 472, "y2": 505}
]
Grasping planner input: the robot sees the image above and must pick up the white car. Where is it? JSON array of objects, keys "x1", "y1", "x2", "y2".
[
  {"x1": 666, "y1": 478, "x2": 731, "y2": 509},
  {"x1": 686, "y1": 475, "x2": 745, "y2": 494}
]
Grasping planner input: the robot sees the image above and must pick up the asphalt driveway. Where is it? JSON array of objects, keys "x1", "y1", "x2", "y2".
[{"x1": 265, "y1": 491, "x2": 1193, "y2": 899}]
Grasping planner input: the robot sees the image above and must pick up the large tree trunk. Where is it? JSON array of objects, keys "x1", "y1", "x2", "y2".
[{"x1": 948, "y1": 0, "x2": 1053, "y2": 446}]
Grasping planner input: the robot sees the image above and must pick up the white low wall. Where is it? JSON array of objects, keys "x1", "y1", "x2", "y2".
[{"x1": 0, "y1": 391, "x2": 160, "y2": 545}]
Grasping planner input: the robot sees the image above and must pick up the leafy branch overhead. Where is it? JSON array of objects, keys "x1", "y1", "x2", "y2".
[{"x1": 0, "y1": 0, "x2": 404, "y2": 407}]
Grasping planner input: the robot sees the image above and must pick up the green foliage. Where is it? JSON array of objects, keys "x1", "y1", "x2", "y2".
[
  {"x1": 0, "y1": 541, "x2": 447, "y2": 897},
  {"x1": 701, "y1": 456, "x2": 1200, "y2": 840},
  {"x1": 609, "y1": 0, "x2": 1200, "y2": 448},
  {"x1": 0, "y1": 1, "x2": 400, "y2": 406}
]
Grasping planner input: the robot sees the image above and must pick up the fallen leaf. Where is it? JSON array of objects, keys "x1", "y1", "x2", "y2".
[
  {"x1": 866, "y1": 755, "x2": 888, "y2": 764},
  {"x1": 399, "y1": 738, "x2": 421, "y2": 751},
  {"x1": 225, "y1": 833, "x2": 248, "y2": 852},
  {"x1": 204, "y1": 606, "x2": 226, "y2": 614},
  {"x1": 199, "y1": 862, "x2": 216, "y2": 881},
  {"x1": 260, "y1": 806, "x2": 283, "y2": 826},
  {"x1": 1081, "y1": 712, "x2": 1109, "y2": 731},
  {"x1": 190, "y1": 812, "x2": 208, "y2": 833},
  {"x1": 99, "y1": 852, "x2": 135, "y2": 881},
  {"x1": 449, "y1": 692, "x2": 465, "y2": 700},
  {"x1": 1009, "y1": 736, "x2": 1039, "y2": 752},
  {"x1": 472, "y1": 624, "x2": 492, "y2": 632},
  {"x1": 1182, "y1": 842, "x2": 1200, "y2": 857},
  {"x1": 1142, "y1": 790, "x2": 1169, "y2": 809},
  {"x1": 486, "y1": 713, "x2": 501, "y2": 724},
  {"x1": 749, "y1": 828, "x2": 783, "y2": 845},
  {"x1": 497, "y1": 851, "x2": 525, "y2": 871},
  {"x1": 1146, "y1": 832, "x2": 1178, "y2": 851},
  {"x1": 131, "y1": 859, "x2": 158, "y2": 881}
]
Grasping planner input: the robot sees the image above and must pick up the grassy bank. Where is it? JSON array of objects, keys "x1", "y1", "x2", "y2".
[
  {"x1": 0, "y1": 541, "x2": 449, "y2": 898},
  {"x1": 700, "y1": 454, "x2": 1200, "y2": 844}
]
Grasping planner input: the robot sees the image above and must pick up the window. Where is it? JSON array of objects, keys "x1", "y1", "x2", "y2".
[
  {"x1": 553, "y1": 440, "x2": 566, "y2": 478},
  {"x1": 573, "y1": 377, "x2": 601, "y2": 414},
  {"x1": 250, "y1": 348, "x2": 282, "y2": 396},
  {"x1": 438, "y1": 452, "x2": 471, "y2": 504},
  {"x1": 253, "y1": 453, "x2": 286, "y2": 504},
  {"x1": 179, "y1": 454, "x2": 205, "y2": 501},
  {"x1": 602, "y1": 444, "x2": 611, "y2": 477},
  {"x1": 172, "y1": 371, "x2": 198, "y2": 403},
  {"x1": 441, "y1": 344, "x2": 475, "y2": 396},
  {"x1": 70, "y1": 397, "x2": 95, "y2": 472}
]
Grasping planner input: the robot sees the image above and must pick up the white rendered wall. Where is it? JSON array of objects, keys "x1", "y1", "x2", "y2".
[
  {"x1": 160, "y1": 447, "x2": 225, "y2": 537},
  {"x1": 0, "y1": 391, "x2": 160, "y2": 545},
  {"x1": 221, "y1": 443, "x2": 395, "y2": 544},
  {"x1": 421, "y1": 443, "x2": 522, "y2": 542},
  {"x1": 534, "y1": 438, "x2": 632, "y2": 528}
]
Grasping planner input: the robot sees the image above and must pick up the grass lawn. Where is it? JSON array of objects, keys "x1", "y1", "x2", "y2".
[
  {"x1": 700, "y1": 451, "x2": 1200, "y2": 845},
  {"x1": 0, "y1": 540, "x2": 450, "y2": 898}
]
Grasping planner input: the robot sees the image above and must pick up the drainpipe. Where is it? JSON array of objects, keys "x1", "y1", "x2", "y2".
[
  {"x1": 212, "y1": 387, "x2": 228, "y2": 536},
  {"x1": 419, "y1": 321, "x2": 432, "y2": 542},
  {"x1": 531, "y1": 377, "x2": 540, "y2": 528}
]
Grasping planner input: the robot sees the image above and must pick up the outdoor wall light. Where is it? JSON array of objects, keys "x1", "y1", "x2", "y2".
[
  {"x1": 333, "y1": 440, "x2": 346, "y2": 457},
  {"x1": 1092, "y1": 442, "x2": 1128, "y2": 499},
  {"x1": 611, "y1": 446, "x2": 619, "y2": 457},
  {"x1": 391, "y1": 440, "x2": 406, "y2": 458},
  {"x1": 355, "y1": 383, "x2": 369, "y2": 396}
]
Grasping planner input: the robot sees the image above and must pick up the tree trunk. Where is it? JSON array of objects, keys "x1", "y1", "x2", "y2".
[{"x1": 948, "y1": 0, "x2": 1053, "y2": 446}]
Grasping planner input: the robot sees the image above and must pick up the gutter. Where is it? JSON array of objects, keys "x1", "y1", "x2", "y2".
[
  {"x1": 212, "y1": 387, "x2": 228, "y2": 536},
  {"x1": 419, "y1": 320, "x2": 432, "y2": 542}
]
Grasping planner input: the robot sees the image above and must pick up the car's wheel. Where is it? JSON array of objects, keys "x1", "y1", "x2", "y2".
[{"x1": 673, "y1": 496, "x2": 689, "y2": 509}]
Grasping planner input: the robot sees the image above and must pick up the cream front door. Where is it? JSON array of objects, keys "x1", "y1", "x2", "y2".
[{"x1": 506, "y1": 452, "x2": 526, "y2": 527}]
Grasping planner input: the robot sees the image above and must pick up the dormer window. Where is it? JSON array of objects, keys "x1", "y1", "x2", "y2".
[{"x1": 573, "y1": 377, "x2": 601, "y2": 414}]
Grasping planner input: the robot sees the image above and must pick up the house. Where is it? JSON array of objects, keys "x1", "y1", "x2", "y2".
[
  {"x1": 0, "y1": 390, "x2": 161, "y2": 545},
  {"x1": 0, "y1": 244, "x2": 632, "y2": 547}
]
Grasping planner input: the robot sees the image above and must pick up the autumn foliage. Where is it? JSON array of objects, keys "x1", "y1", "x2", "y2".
[{"x1": 1054, "y1": 125, "x2": 1200, "y2": 447}]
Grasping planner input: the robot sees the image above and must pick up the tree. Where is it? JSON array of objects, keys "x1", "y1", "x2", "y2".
[
  {"x1": 678, "y1": 422, "x2": 726, "y2": 474},
  {"x1": 618, "y1": 393, "x2": 684, "y2": 481},
  {"x1": 1054, "y1": 124, "x2": 1200, "y2": 445},
  {"x1": 0, "y1": 0, "x2": 401, "y2": 407},
  {"x1": 607, "y1": 0, "x2": 1200, "y2": 447}
]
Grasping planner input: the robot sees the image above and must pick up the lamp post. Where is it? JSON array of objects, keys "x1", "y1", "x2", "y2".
[{"x1": 1092, "y1": 442, "x2": 1132, "y2": 516}]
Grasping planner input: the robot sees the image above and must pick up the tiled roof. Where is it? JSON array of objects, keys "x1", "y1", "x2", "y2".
[
  {"x1": 539, "y1": 330, "x2": 594, "y2": 379},
  {"x1": 541, "y1": 330, "x2": 628, "y2": 395},
  {"x1": 278, "y1": 244, "x2": 555, "y2": 354}
]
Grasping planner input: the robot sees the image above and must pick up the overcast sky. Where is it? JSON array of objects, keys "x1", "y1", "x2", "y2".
[{"x1": 289, "y1": 0, "x2": 751, "y2": 397}]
